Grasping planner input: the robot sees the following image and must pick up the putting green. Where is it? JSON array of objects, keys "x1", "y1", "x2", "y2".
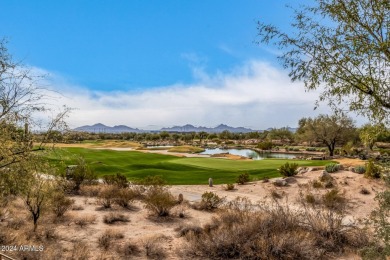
[{"x1": 45, "y1": 147, "x2": 332, "y2": 185}]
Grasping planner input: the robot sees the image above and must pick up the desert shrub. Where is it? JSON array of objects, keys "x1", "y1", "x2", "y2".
[
  {"x1": 360, "y1": 187, "x2": 371, "y2": 195},
  {"x1": 261, "y1": 177, "x2": 269, "y2": 183},
  {"x1": 70, "y1": 242, "x2": 91, "y2": 260},
  {"x1": 71, "y1": 205, "x2": 84, "y2": 211},
  {"x1": 183, "y1": 197, "x2": 367, "y2": 259},
  {"x1": 236, "y1": 173, "x2": 250, "y2": 184},
  {"x1": 69, "y1": 158, "x2": 97, "y2": 192},
  {"x1": 257, "y1": 141, "x2": 273, "y2": 150},
  {"x1": 173, "y1": 204, "x2": 188, "y2": 218},
  {"x1": 7, "y1": 218, "x2": 25, "y2": 230},
  {"x1": 224, "y1": 183, "x2": 235, "y2": 191},
  {"x1": 320, "y1": 172, "x2": 334, "y2": 182},
  {"x1": 324, "y1": 180, "x2": 334, "y2": 188},
  {"x1": 306, "y1": 147, "x2": 317, "y2": 151},
  {"x1": 278, "y1": 162, "x2": 298, "y2": 177},
  {"x1": 117, "y1": 241, "x2": 141, "y2": 257},
  {"x1": 79, "y1": 185, "x2": 101, "y2": 197},
  {"x1": 103, "y1": 212, "x2": 130, "y2": 224},
  {"x1": 305, "y1": 193, "x2": 316, "y2": 204},
  {"x1": 198, "y1": 192, "x2": 225, "y2": 211},
  {"x1": 74, "y1": 214, "x2": 96, "y2": 228},
  {"x1": 325, "y1": 163, "x2": 340, "y2": 173},
  {"x1": 355, "y1": 165, "x2": 366, "y2": 174},
  {"x1": 102, "y1": 173, "x2": 128, "y2": 188},
  {"x1": 144, "y1": 186, "x2": 176, "y2": 217},
  {"x1": 312, "y1": 180, "x2": 323, "y2": 189},
  {"x1": 98, "y1": 229, "x2": 124, "y2": 250},
  {"x1": 143, "y1": 235, "x2": 167, "y2": 259},
  {"x1": 97, "y1": 185, "x2": 117, "y2": 208},
  {"x1": 51, "y1": 192, "x2": 74, "y2": 217},
  {"x1": 360, "y1": 190, "x2": 390, "y2": 259},
  {"x1": 322, "y1": 188, "x2": 346, "y2": 211},
  {"x1": 175, "y1": 224, "x2": 203, "y2": 237},
  {"x1": 114, "y1": 188, "x2": 136, "y2": 208},
  {"x1": 364, "y1": 159, "x2": 381, "y2": 179}
]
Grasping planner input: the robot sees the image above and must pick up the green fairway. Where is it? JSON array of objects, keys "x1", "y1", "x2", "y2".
[{"x1": 45, "y1": 147, "x2": 333, "y2": 185}]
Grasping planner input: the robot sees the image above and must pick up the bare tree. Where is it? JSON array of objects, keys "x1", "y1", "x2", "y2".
[
  {"x1": 0, "y1": 39, "x2": 70, "y2": 203},
  {"x1": 23, "y1": 176, "x2": 52, "y2": 232}
]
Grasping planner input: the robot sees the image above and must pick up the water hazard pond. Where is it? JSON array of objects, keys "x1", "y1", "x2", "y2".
[{"x1": 199, "y1": 148, "x2": 297, "y2": 160}]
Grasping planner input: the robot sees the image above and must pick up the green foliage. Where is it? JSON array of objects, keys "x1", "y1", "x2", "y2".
[
  {"x1": 305, "y1": 147, "x2": 317, "y2": 152},
  {"x1": 257, "y1": 141, "x2": 273, "y2": 150},
  {"x1": 257, "y1": 0, "x2": 390, "y2": 123},
  {"x1": 355, "y1": 165, "x2": 366, "y2": 174},
  {"x1": 278, "y1": 162, "x2": 298, "y2": 177},
  {"x1": 199, "y1": 192, "x2": 224, "y2": 211},
  {"x1": 69, "y1": 158, "x2": 97, "y2": 192},
  {"x1": 236, "y1": 173, "x2": 250, "y2": 184},
  {"x1": 360, "y1": 124, "x2": 385, "y2": 150},
  {"x1": 365, "y1": 159, "x2": 381, "y2": 179},
  {"x1": 296, "y1": 114, "x2": 356, "y2": 156},
  {"x1": 102, "y1": 173, "x2": 128, "y2": 188},
  {"x1": 225, "y1": 183, "x2": 235, "y2": 191},
  {"x1": 325, "y1": 163, "x2": 340, "y2": 173}
]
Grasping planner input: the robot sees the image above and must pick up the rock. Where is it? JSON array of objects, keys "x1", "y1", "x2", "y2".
[
  {"x1": 338, "y1": 164, "x2": 345, "y2": 170},
  {"x1": 273, "y1": 179, "x2": 288, "y2": 187},
  {"x1": 348, "y1": 166, "x2": 355, "y2": 173},
  {"x1": 284, "y1": 177, "x2": 297, "y2": 183},
  {"x1": 307, "y1": 167, "x2": 319, "y2": 172},
  {"x1": 297, "y1": 167, "x2": 308, "y2": 174}
]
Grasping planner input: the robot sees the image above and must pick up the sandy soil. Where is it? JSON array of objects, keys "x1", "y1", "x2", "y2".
[{"x1": 42, "y1": 169, "x2": 384, "y2": 259}]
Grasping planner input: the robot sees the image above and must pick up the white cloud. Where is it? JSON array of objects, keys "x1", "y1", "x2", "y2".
[{"x1": 43, "y1": 60, "x2": 338, "y2": 130}]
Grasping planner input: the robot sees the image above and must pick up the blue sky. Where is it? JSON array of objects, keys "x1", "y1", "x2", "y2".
[{"x1": 1, "y1": 0, "x2": 346, "y2": 129}]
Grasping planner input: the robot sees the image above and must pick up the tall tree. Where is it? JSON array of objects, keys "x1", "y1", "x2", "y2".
[
  {"x1": 257, "y1": 0, "x2": 390, "y2": 123},
  {"x1": 298, "y1": 113, "x2": 356, "y2": 156}
]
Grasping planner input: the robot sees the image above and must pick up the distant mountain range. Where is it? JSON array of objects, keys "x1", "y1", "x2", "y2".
[
  {"x1": 74, "y1": 123, "x2": 257, "y2": 133},
  {"x1": 73, "y1": 123, "x2": 297, "y2": 134},
  {"x1": 73, "y1": 123, "x2": 142, "y2": 133},
  {"x1": 160, "y1": 124, "x2": 255, "y2": 133}
]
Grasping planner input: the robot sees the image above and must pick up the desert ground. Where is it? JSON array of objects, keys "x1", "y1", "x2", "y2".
[
  {"x1": 60, "y1": 169, "x2": 384, "y2": 259},
  {"x1": 3, "y1": 165, "x2": 383, "y2": 259}
]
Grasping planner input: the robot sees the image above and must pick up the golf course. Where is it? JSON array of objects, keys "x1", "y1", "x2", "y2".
[{"x1": 46, "y1": 147, "x2": 333, "y2": 185}]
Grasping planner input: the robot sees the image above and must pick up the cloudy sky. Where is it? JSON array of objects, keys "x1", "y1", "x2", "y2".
[{"x1": 1, "y1": 0, "x2": 351, "y2": 130}]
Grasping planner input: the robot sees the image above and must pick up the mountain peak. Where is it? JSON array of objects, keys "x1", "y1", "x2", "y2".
[{"x1": 92, "y1": 123, "x2": 107, "y2": 127}]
